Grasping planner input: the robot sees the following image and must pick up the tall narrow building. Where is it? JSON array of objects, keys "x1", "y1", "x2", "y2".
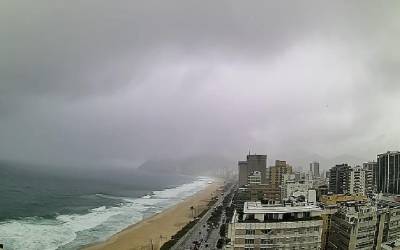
[
  {"x1": 238, "y1": 160, "x2": 248, "y2": 187},
  {"x1": 269, "y1": 160, "x2": 293, "y2": 189},
  {"x1": 376, "y1": 151, "x2": 400, "y2": 194},
  {"x1": 350, "y1": 166, "x2": 366, "y2": 195},
  {"x1": 310, "y1": 161, "x2": 320, "y2": 177},
  {"x1": 238, "y1": 153, "x2": 267, "y2": 187},
  {"x1": 329, "y1": 164, "x2": 352, "y2": 194},
  {"x1": 363, "y1": 161, "x2": 377, "y2": 196}
]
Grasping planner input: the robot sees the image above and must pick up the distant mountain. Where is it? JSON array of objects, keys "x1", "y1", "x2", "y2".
[{"x1": 137, "y1": 154, "x2": 235, "y2": 176}]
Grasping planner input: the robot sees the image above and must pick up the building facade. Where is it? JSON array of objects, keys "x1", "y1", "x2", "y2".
[
  {"x1": 269, "y1": 160, "x2": 293, "y2": 189},
  {"x1": 319, "y1": 194, "x2": 368, "y2": 249},
  {"x1": 376, "y1": 151, "x2": 400, "y2": 194},
  {"x1": 329, "y1": 164, "x2": 352, "y2": 194},
  {"x1": 281, "y1": 178, "x2": 313, "y2": 201},
  {"x1": 238, "y1": 154, "x2": 267, "y2": 187},
  {"x1": 239, "y1": 160, "x2": 249, "y2": 187},
  {"x1": 328, "y1": 202, "x2": 378, "y2": 250},
  {"x1": 227, "y1": 201, "x2": 323, "y2": 250},
  {"x1": 363, "y1": 161, "x2": 376, "y2": 197},
  {"x1": 378, "y1": 199, "x2": 400, "y2": 244},
  {"x1": 350, "y1": 166, "x2": 367, "y2": 195},
  {"x1": 310, "y1": 161, "x2": 320, "y2": 178},
  {"x1": 248, "y1": 171, "x2": 262, "y2": 185}
]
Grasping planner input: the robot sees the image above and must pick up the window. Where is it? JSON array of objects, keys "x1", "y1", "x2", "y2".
[
  {"x1": 245, "y1": 239, "x2": 255, "y2": 244},
  {"x1": 261, "y1": 239, "x2": 272, "y2": 244},
  {"x1": 261, "y1": 229, "x2": 272, "y2": 234},
  {"x1": 246, "y1": 229, "x2": 255, "y2": 235}
]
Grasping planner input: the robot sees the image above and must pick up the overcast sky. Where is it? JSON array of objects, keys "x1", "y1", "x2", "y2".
[{"x1": 1, "y1": 1, "x2": 399, "y2": 169}]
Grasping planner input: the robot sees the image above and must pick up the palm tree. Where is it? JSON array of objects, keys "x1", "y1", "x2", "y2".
[{"x1": 190, "y1": 206, "x2": 195, "y2": 218}]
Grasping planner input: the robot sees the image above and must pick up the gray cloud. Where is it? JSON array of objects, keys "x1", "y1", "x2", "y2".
[{"x1": 0, "y1": 1, "x2": 400, "y2": 169}]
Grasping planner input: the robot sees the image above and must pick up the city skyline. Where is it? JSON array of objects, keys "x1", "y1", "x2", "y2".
[{"x1": 2, "y1": 1, "x2": 400, "y2": 250}]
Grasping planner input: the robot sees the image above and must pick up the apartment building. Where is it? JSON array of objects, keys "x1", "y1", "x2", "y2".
[
  {"x1": 239, "y1": 154, "x2": 268, "y2": 186},
  {"x1": 350, "y1": 166, "x2": 366, "y2": 195},
  {"x1": 248, "y1": 171, "x2": 262, "y2": 185},
  {"x1": 281, "y1": 174, "x2": 313, "y2": 200},
  {"x1": 269, "y1": 160, "x2": 293, "y2": 189},
  {"x1": 329, "y1": 164, "x2": 352, "y2": 194},
  {"x1": 328, "y1": 202, "x2": 378, "y2": 250},
  {"x1": 319, "y1": 194, "x2": 367, "y2": 249},
  {"x1": 329, "y1": 164, "x2": 367, "y2": 195},
  {"x1": 227, "y1": 201, "x2": 323, "y2": 250},
  {"x1": 363, "y1": 161, "x2": 377, "y2": 196},
  {"x1": 378, "y1": 199, "x2": 400, "y2": 243}
]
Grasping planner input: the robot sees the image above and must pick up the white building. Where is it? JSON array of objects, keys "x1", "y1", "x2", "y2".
[
  {"x1": 328, "y1": 202, "x2": 377, "y2": 250},
  {"x1": 227, "y1": 201, "x2": 323, "y2": 249},
  {"x1": 281, "y1": 174, "x2": 313, "y2": 201},
  {"x1": 347, "y1": 166, "x2": 366, "y2": 195},
  {"x1": 248, "y1": 171, "x2": 262, "y2": 185},
  {"x1": 363, "y1": 162, "x2": 376, "y2": 196},
  {"x1": 282, "y1": 180, "x2": 313, "y2": 200}
]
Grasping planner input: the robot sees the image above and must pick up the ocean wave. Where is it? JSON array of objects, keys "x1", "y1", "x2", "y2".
[{"x1": 0, "y1": 176, "x2": 212, "y2": 250}]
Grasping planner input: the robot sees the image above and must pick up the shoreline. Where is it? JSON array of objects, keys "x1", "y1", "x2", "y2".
[{"x1": 83, "y1": 180, "x2": 222, "y2": 250}]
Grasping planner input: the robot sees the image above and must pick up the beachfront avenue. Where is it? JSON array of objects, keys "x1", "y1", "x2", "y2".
[{"x1": 170, "y1": 182, "x2": 235, "y2": 250}]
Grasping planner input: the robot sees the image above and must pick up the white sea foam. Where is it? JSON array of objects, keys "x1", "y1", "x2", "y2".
[{"x1": 0, "y1": 176, "x2": 212, "y2": 250}]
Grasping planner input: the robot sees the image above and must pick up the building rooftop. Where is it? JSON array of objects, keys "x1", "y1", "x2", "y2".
[
  {"x1": 378, "y1": 151, "x2": 400, "y2": 156},
  {"x1": 243, "y1": 201, "x2": 322, "y2": 214}
]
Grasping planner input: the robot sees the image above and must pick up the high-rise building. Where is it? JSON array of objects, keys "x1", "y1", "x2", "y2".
[
  {"x1": 248, "y1": 171, "x2": 261, "y2": 185},
  {"x1": 328, "y1": 202, "x2": 378, "y2": 250},
  {"x1": 310, "y1": 161, "x2": 320, "y2": 177},
  {"x1": 329, "y1": 164, "x2": 352, "y2": 194},
  {"x1": 269, "y1": 160, "x2": 293, "y2": 189},
  {"x1": 350, "y1": 166, "x2": 366, "y2": 195},
  {"x1": 363, "y1": 161, "x2": 377, "y2": 196},
  {"x1": 376, "y1": 151, "x2": 400, "y2": 194},
  {"x1": 238, "y1": 154, "x2": 267, "y2": 187},
  {"x1": 238, "y1": 160, "x2": 249, "y2": 187},
  {"x1": 227, "y1": 201, "x2": 323, "y2": 249},
  {"x1": 319, "y1": 194, "x2": 369, "y2": 249},
  {"x1": 329, "y1": 164, "x2": 367, "y2": 195}
]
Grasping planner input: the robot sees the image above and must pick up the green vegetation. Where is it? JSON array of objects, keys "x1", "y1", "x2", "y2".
[
  {"x1": 160, "y1": 196, "x2": 217, "y2": 249},
  {"x1": 160, "y1": 219, "x2": 199, "y2": 250}
]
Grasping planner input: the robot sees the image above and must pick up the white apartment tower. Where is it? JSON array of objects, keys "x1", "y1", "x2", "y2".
[
  {"x1": 227, "y1": 201, "x2": 323, "y2": 249},
  {"x1": 348, "y1": 166, "x2": 367, "y2": 195}
]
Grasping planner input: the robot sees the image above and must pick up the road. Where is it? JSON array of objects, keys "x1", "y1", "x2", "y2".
[
  {"x1": 202, "y1": 185, "x2": 235, "y2": 249},
  {"x1": 171, "y1": 184, "x2": 234, "y2": 250}
]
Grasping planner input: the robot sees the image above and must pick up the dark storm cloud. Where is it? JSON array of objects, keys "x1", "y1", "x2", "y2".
[{"x1": 0, "y1": 1, "x2": 400, "y2": 168}]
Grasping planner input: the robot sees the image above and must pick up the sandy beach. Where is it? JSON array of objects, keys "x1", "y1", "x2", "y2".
[{"x1": 84, "y1": 181, "x2": 222, "y2": 250}]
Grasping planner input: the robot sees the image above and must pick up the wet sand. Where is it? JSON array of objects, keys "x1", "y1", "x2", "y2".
[{"x1": 83, "y1": 182, "x2": 221, "y2": 250}]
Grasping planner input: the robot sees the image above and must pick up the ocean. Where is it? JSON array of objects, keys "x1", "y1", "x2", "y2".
[{"x1": 0, "y1": 163, "x2": 212, "y2": 250}]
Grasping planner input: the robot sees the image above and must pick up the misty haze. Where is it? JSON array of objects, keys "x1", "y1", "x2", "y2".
[{"x1": 1, "y1": 1, "x2": 400, "y2": 250}]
